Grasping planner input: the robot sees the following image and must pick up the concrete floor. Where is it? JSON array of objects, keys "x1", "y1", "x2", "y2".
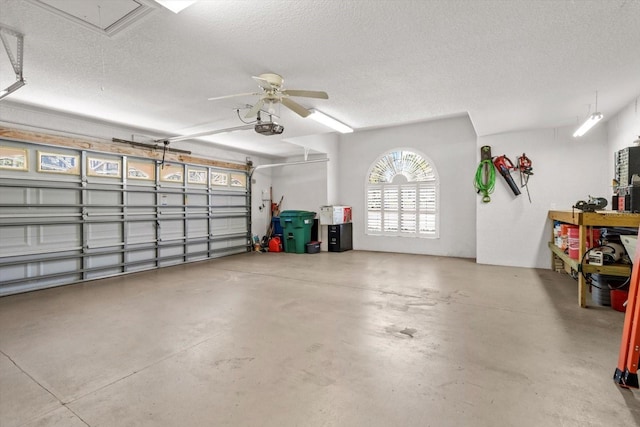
[{"x1": 1, "y1": 251, "x2": 639, "y2": 426}]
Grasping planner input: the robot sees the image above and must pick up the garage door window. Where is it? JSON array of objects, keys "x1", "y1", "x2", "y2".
[{"x1": 366, "y1": 149, "x2": 439, "y2": 238}]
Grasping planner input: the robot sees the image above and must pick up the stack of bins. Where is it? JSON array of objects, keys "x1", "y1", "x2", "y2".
[{"x1": 279, "y1": 210, "x2": 316, "y2": 253}]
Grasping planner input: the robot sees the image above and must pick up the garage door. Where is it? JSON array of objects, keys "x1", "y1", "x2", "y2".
[{"x1": 0, "y1": 140, "x2": 250, "y2": 296}]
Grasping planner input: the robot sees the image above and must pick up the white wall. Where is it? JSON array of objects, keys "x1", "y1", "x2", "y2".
[
  {"x1": 267, "y1": 133, "x2": 340, "y2": 217},
  {"x1": 285, "y1": 133, "x2": 340, "y2": 204},
  {"x1": 607, "y1": 96, "x2": 640, "y2": 179},
  {"x1": 477, "y1": 125, "x2": 610, "y2": 268},
  {"x1": 249, "y1": 166, "x2": 274, "y2": 239},
  {"x1": 338, "y1": 115, "x2": 477, "y2": 258},
  {"x1": 270, "y1": 155, "x2": 329, "y2": 214}
]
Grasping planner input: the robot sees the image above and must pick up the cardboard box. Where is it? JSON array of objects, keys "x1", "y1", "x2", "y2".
[{"x1": 319, "y1": 205, "x2": 352, "y2": 225}]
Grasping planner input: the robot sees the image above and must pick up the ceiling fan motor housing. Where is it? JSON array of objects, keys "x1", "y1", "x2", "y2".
[{"x1": 256, "y1": 73, "x2": 284, "y2": 89}]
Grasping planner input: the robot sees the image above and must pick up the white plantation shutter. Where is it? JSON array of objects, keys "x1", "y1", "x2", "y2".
[
  {"x1": 400, "y1": 186, "x2": 417, "y2": 232},
  {"x1": 366, "y1": 150, "x2": 438, "y2": 238},
  {"x1": 419, "y1": 184, "x2": 436, "y2": 211},
  {"x1": 383, "y1": 186, "x2": 399, "y2": 231},
  {"x1": 368, "y1": 211, "x2": 382, "y2": 232},
  {"x1": 368, "y1": 187, "x2": 382, "y2": 210},
  {"x1": 367, "y1": 187, "x2": 382, "y2": 232},
  {"x1": 383, "y1": 187, "x2": 398, "y2": 210},
  {"x1": 418, "y1": 183, "x2": 437, "y2": 234},
  {"x1": 384, "y1": 212, "x2": 399, "y2": 232}
]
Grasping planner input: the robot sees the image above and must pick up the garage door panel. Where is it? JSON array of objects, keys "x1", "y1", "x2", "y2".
[
  {"x1": 0, "y1": 140, "x2": 249, "y2": 296},
  {"x1": 211, "y1": 218, "x2": 235, "y2": 232},
  {"x1": 159, "y1": 220, "x2": 183, "y2": 242},
  {"x1": 125, "y1": 249, "x2": 156, "y2": 272},
  {"x1": 187, "y1": 219, "x2": 208, "y2": 238},
  {"x1": 39, "y1": 188, "x2": 80, "y2": 205},
  {"x1": 127, "y1": 192, "x2": 154, "y2": 206},
  {"x1": 187, "y1": 194, "x2": 208, "y2": 206},
  {"x1": 159, "y1": 193, "x2": 182, "y2": 207},
  {"x1": 126, "y1": 222, "x2": 156, "y2": 244},
  {"x1": 85, "y1": 254, "x2": 122, "y2": 279},
  {"x1": 38, "y1": 224, "x2": 81, "y2": 248},
  {"x1": 211, "y1": 237, "x2": 245, "y2": 251},
  {"x1": 2, "y1": 187, "x2": 28, "y2": 203},
  {"x1": 211, "y1": 194, "x2": 245, "y2": 206},
  {"x1": 186, "y1": 243, "x2": 208, "y2": 261},
  {"x1": 0, "y1": 226, "x2": 31, "y2": 255},
  {"x1": 0, "y1": 224, "x2": 81, "y2": 256},
  {"x1": 39, "y1": 258, "x2": 82, "y2": 276},
  {"x1": 2, "y1": 274, "x2": 80, "y2": 295},
  {"x1": 0, "y1": 264, "x2": 28, "y2": 282},
  {"x1": 87, "y1": 190, "x2": 120, "y2": 205},
  {"x1": 228, "y1": 217, "x2": 248, "y2": 233},
  {"x1": 87, "y1": 223, "x2": 123, "y2": 248},
  {"x1": 158, "y1": 246, "x2": 184, "y2": 267}
]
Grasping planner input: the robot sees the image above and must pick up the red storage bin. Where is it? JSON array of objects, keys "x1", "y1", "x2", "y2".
[{"x1": 610, "y1": 289, "x2": 628, "y2": 312}]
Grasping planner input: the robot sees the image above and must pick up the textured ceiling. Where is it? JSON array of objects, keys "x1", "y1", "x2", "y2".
[{"x1": 0, "y1": 0, "x2": 639, "y2": 158}]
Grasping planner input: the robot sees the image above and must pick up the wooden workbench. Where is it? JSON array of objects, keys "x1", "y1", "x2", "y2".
[{"x1": 548, "y1": 210, "x2": 640, "y2": 307}]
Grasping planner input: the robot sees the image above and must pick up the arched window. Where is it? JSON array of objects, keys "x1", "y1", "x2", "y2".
[{"x1": 366, "y1": 149, "x2": 439, "y2": 238}]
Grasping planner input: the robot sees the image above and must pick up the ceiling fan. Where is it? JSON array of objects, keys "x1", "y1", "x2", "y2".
[{"x1": 208, "y1": 73, "x2": 328, "y2": 118}]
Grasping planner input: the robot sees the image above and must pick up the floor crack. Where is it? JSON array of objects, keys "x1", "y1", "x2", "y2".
[{"x1": 1, "y1": 349, "x2": 90, "y2": 426}]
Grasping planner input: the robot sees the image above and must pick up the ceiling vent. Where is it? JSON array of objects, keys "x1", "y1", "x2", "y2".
[{"x1": 27, "y1": 0, "x2": 155, "y2": 37}]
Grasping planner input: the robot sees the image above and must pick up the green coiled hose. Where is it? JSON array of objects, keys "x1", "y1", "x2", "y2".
[{"x1": 474, "y1": 160, "x2": 495, "y2": 203}]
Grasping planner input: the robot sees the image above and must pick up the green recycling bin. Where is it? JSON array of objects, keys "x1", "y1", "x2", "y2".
[{"x1": 279, "y1": 210, "x2": 316, "y2": 254}]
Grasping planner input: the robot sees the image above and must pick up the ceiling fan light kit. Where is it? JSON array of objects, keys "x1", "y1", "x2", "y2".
[{"x1": 309, "y1": 109, "x2": 353, "y2": 133}]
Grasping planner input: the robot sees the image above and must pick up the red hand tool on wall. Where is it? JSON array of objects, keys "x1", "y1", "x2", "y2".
[
  {"x1": 517, "y1": 153, "x2": 533, "y2": 203},
  {"x1": 493, "y1": 155, "x2": 521, "y2": 196}
]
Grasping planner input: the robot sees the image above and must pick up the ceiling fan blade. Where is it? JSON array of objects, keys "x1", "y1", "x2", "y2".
[
  {"x1": 282, "y1": 90, "x2": 328, "y2": 99},
  {"x1": 281, "y1": 98, "x2": 311, "y2": 118},
  {"x1": 245, "y1": 99, "x2": 265, "y2": 118},
  {"x1": 208, "y1": 92, "x2": 259, "y2": 101}
]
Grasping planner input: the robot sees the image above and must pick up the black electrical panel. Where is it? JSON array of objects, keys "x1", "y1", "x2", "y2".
[
  {"x1": 616, "y1": 146, "x2": 640, "y2": 186},
  {"x1": 614, "y1": 146, "x2": 640, "y2": 212}
]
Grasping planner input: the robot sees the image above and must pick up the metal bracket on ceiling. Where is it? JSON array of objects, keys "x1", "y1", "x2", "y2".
[
  {"x1": 0, "y1": 25, "x2": 24, "y2": 79},
  {"x1": 0, "y1": 24, "x2": 26, "y2": 100}
]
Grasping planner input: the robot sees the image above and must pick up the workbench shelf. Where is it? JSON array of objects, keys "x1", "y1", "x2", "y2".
[{"x1": 548, "y1": 210, "x2": 640, "y2": 308}]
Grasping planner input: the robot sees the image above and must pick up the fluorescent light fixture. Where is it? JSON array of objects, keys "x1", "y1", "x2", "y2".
[
  {"x1": 154, "y1": 0, "x2": 198, "y2": 13},
  {"x1": 0, "y1": 79, "x2": 25, "y2": 101},
  {"x1": 572, "y1": 112, "x2": 603, "y2": 137},
  {"x1": 309, "y1": 109, "x2": 353, "y2": 133}
]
